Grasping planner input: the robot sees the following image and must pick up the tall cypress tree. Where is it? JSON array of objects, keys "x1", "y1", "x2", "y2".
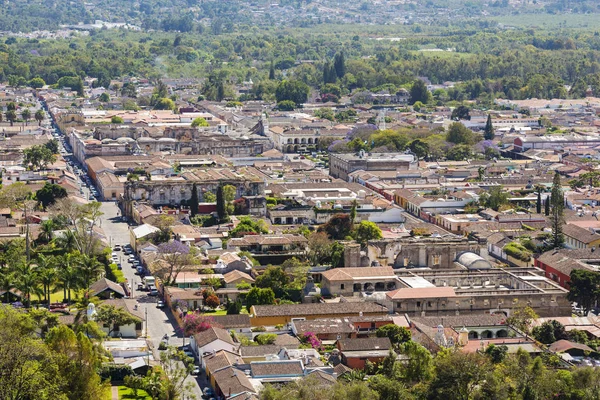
[
  {"x1": 334, "y1": 51, "x2": 346, "y2": 78},
  {"x1": 544, "y1": 198, "x2": 550, "y2": 216},
  {"x1": 536, "y1": 191, "x2": 542, "y2": 214},
  {"x1": 216, "y1": 184, "x2": 226, "y2": 221},
  {"x1": 269, "y1": 61, "x2": 275, "y2": 80},
  {"x1": 484, "y1": 114, "x2": 494, "y2": 140},
  {"x1": 190, "y1": 184, "x2": 199, "y2": 217},
  {"x1": 550, "y1": 172, "x2": 565, "y2": 248}
]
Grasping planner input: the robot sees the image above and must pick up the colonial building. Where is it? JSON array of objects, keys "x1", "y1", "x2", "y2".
[
  {"x1": 367, "y1": 236, "x2": 479, "y2": 269},
  {"x1": 320, "y1": 266, "x2": 398, "y2": 297},
  {"x1": 329, "y1": 151, "x2": 418, "y2": 181},
  {"x1": 385, "y1": 268, "x2": 571, "y2": 318}
]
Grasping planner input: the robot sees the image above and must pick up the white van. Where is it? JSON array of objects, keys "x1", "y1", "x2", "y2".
[{"x1": 143, "y1": 276, "x2": 156, "y2": 290}]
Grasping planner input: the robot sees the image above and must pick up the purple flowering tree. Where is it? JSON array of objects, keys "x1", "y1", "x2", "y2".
[
  {"x1": 154, "y1": 240, "x2": 192, "y2": 285},
  {"x1": 301, "y1": 331, "x2": 323, "y2": 351}
]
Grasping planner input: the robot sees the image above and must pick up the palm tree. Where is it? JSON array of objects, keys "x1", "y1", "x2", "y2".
[
  {"x1": 5, "y1": 110, "x2": 16, "y2": 126},
  {"x1": 34, "y1": 109, "x2": 45, "y2": 126},
  {"x1": 56, "y1": 253, "x2": 79, "y2": 303},
  {"x1": 16, "y1": 267, "x2": 40, "y2": 308},
  {"x1": 38, "y1": 220, "x2": 55, "y2": 244},
  {"x1": 56, "y1": 230, "x2": 77, "y2": 253},
  {"x1": 35, "y1": 254, "x2": 57, "y2": 306},
  {"x1": 0, "y1": 268, "x2": 15, "y2": 303},
  {"x1": 21, "y1": 108, "x2": 31, "y2": 126},
  {"x1": 78, "y1": 255, "x2": 104, "y2": 291}
]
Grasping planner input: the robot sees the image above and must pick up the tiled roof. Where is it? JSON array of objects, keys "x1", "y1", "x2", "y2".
[
  {"x1": 549, "y1": 339, "x2": 594, "y2": 353},
  {"x1": 322, "y1": 266, "x2": 396, "y2": 282},
  {"x1": 89, "y1": 278, "x2": 125, "y2": 297},
  {"x1": 203, "y1": 349, "x2": 240, "y2": 375},
  {"x1": 410, "y1": 314, "x2": 506, "y2": 328},
  {"x1": 386, "y1": 287, "x2": 457, "y2": 300},
  {"x1": 210, "y1": 314, "x2": 251, "y2": 329},
  {"x1": 212, "y1": 367, "x2": 256, "y2": 397},
  {"x1": 307, "y1": 370, "x2": 337, "y2": 386},
  {"x1": 240, "y1": 345, "x2": 281, "y2": 358},
  {"x1": 193, "y1": 326, "x2": 235, "y2": 349},
  {"x1": 337, "y1": 337, "x2": 391, "y2": 351},
  {"x1": 223, "y1": 270, "x2": 255, "y2": 284},
  {"x1": 250, "y1": 360, "x2": 304, "y2": 377},
  {"x1": 252, "y1": 302, "x2": 388, "y2": 318},
  {"x1": 293, "y1": 318, "x2": 356, "y2": 336},
  {"x1": 563, "y1": 223, "x2": 600, "y2": 244}
]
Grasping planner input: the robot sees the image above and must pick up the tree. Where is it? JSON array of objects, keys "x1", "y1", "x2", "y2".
[
  {"x1": 428, "y1": 351, "x2": 491, "y2": 400},
  {"x1": 203, "y1": 191, "x2": 216, "y2": 202},
  {"x1": 545, "y1": 198, "x2": 550, "y2": 216},
  {"x1": 568, "y1": 269, "x2": 600, "y2": 315},
  {"x1": 480, "y1": 185, "x2": 509, "y2": 211},
  {"x1": 216, "y1": 185, "x2": 227, "y2": 221},
  {"x1": 5, "y1": 109, "x2": 16, "y2": 126},
  {"x1": 376, "y1": 324, "x2": 411, "y2": 346},
  {"x1": 204, "y1": 293, "x2": 220, "y2": 310},
  {"x1": 275, "y1": 80, "x2": 310, "y2": 104},
  {"x1": 318, "y1": 213, "x2": 353, "y2": 240},
  {"x1": 409, "y1": 79, "x2": 430, "y2": 105},
  {"x1": 230, "y1": 216, "x2": 268, "y2": 238},
  {"x1": 152, "y1": 347, "x2": 196, "y2": 400},
  {"x1": 484, "y1": 114, "x2": 495, "y2": 140},
  {"x1": 400, "y1": 341, "x2": 433, "y2": 383},
  {"x1": 446, "y1": 144, "x2": 473, "y2": 161},
  {"x1": 6, "y1": 102, "x2": 15, "y2": 111},
  {"x1": 45, "y1": 139, "x2": 59, "y2": 154},
  {"x1": 536, "y1": 191, "x2": 542, "y2": 214},
  {"x1": 255, "y1": 266, "x2": 289, "y2": 292},
  {"x1": 0, "y1": 307, "x2": 67, "y2": 399},
  {"x1": 333, "y1": 51, "x2": 346, "y2": 78},
  {"x1": 255, "y1": 333, "x2": 277, "y2": 345},
  {"x1": 21, "y1": 108, "x2": 31, "y2": 125},
  {"x1": 506, "y1": 306, "x2": 538, "y2": 334},
  {"x1": 99, "y1": 92, "x2": 110, "y2": 102},
  {"x1": 226, "y1": 298, "x2": 242, "y2": 315},
  {"x1": 182, "y1": 314, "x2": 214, "y2": 336},
  {"x1": 532, "y1": 320, "x2": 568, "y2": 344},
  {"x1": 451, "y1": 105, "x2": 471, "y2": 120},
  {"x1": 485, "y1": 344, "x2": 508, "y2": 364},
  {"x1": 550, "y1": 172, "x2": 565, "y2": 248},
  {"x1": 245, "y1": 287, "x2": 275, "y2": 312},
  {"x1": 269, "y1": 61, "x2": 275, "y2": 80},
  {"x1": 446, "y1": 122, "x2": 479, "y2": 145},
  {"x1": 191, "y1": 117, "x2": 209, "y2": 127},
  {"x1": 307, "y1": 232, "x2": 332, "y2": 265},
  {"x1": 190, "y1": 184, "x2": 199, "y2": 217},
  {"x1": 153, "y1": 98, "x2": 175, "y2": 110},
  {"x1": 330, "y1": 241, "x2": 345, "y2": 268},
  {"x1": 78, "y1": 255, "x2": 104, "y2": 290},
  {"x1": 354, "y1": 220, "x2": 383, "y2": 245},
  {"x1": 409, "y1": 139, "x2": 429, "y2": 159},
  {"x1": 277, "y1": 100, "x2": 296, "y2": 111},
  {"x1": 23, "y1": 144, "x2": 56, "y2": 171},
  {"x1": 36, "y1": 182, "x2": 67, "y2": 209},
  {"x1": 94, "y1": 304, "x2": 141, "y2": 337},
  {"x1": 152, "y1": 240, "x2": 193, "y2": 285},
  {"x1": 110, "y1": 116, "x2": 123, "y2": 124},
  {"x1": 29, "y1": 77, "x2": 46, "y2": 89},
  {"x1": 38, "y1": 219, "x2": 56, "y2": 244},
  {"x1": 35, "y1": 109, "x2": 45, "y2": 126}
]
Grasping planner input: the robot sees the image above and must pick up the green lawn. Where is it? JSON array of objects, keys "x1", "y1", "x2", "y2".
[
  {"x1": 202, "y1": 309, "x2": 227, "y2": 316},
  {"x1": 118, "y1": 386, "x2": 152, "y2": 400},
  {"x1": 32, "y1": 289, "x2": 79, "y2": 304}
]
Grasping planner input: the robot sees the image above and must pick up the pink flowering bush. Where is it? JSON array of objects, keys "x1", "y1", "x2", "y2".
[{"x1": 301, "y1": 331, "x2": 323, "y2": 351}]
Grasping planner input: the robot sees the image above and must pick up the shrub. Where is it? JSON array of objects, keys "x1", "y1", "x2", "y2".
[
  {"x1": 504, "y1": 242, "x2": 532, "y2": 262},
  {"x1": 254, "y1": 333, "x2": 277, "y2": 345},
  {"x1": 251, "y1": 326, "x2": 266, "y2": 332},
  {"x1": 98, "y1": 364, "x2": 133, "y2": 382}
]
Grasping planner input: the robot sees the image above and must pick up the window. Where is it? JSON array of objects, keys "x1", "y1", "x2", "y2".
[
  {"x1": 396, "y1": 302, "x2": 402, "y2": 308},
  {"x1": 427, "y1": 301, "x2": 432, "y2": 307},
  {"x1": 404, "y1": 257, "x2": 409, "y2": 267},
  {"x1": 416, "y1": 301, "x2": 421, "y2": 308},
  {"x1": 340, "y1": 284, "x2": 345, "y2": 290},
  {"x1": 432, "y1": 255, "x2": 441, "y2": 265}
]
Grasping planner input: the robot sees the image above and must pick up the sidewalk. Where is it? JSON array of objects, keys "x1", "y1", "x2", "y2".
[{"x1": 111, "y1": 386, "x2": 119, "y2": 400}]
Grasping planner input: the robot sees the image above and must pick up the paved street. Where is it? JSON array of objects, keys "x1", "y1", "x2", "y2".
[{"x1": 98, "y1": 202, "x2": 204, "y2": 400}]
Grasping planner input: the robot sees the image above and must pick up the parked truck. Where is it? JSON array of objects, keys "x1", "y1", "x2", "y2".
[{"x1": 143, "y1": 276, "x2": 156, "y2": 290}]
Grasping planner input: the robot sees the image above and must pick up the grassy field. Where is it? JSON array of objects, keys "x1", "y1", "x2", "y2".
[
  {"x1": 489, "y1": 12, "x2": 600, "y2": 29},
  {"x1": 32, "y1": 289, "x2": 79, "y2": 304},
  {"x1": 118, "y1": 386, "x2": 152, "y2": 400}
]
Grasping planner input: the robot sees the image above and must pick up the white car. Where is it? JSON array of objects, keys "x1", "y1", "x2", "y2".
[{"x1": 191, "y1": 366, "x2": 200, "y2": 375}]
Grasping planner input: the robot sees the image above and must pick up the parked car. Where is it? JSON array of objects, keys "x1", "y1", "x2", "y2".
[
  {"x1": 157, "y1": 300, "x2": 165, "y2": 308},
  {"x1": 191, "y1": 366, "x2": 201, "y2": 375},
  {"x1": 148, "y1": 285, "x2": 158, "y2": 296},
  {"x1": 113, "y1": 245, "x2": 121, "y2": 251}
]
